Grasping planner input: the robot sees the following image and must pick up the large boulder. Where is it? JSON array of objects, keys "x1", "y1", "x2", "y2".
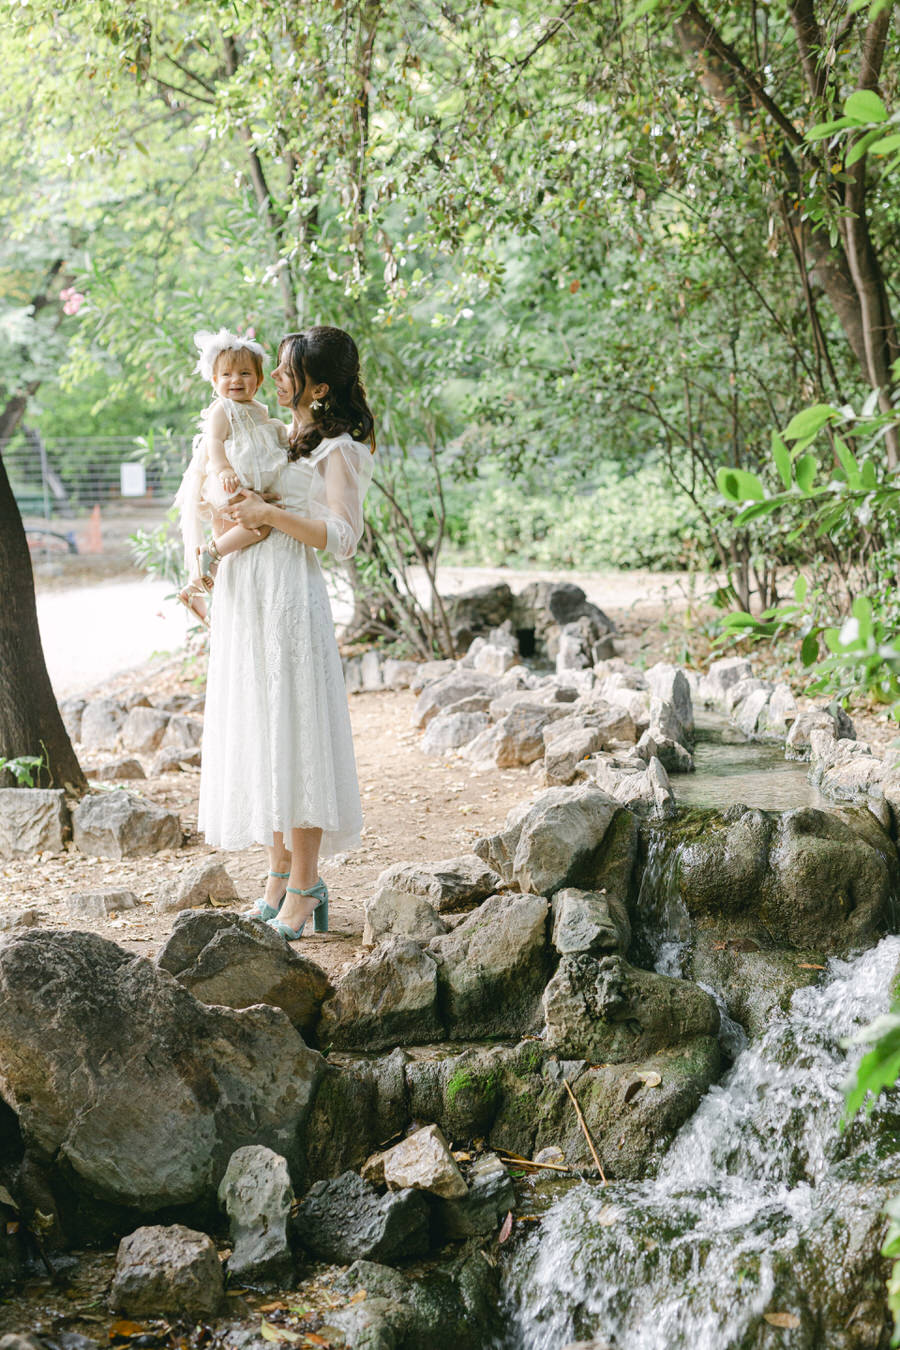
[
  {"x1": 586, "y1": 753, "x2": 676, "y2": 818},
  {"x1": 542, "y1": 954, "x2": 720, "y2": 1061},
  {"x1": 514, "y1": 582, "x2": 614, "y2": 660},
  {"x1": 644, "y1": 805, "x2": 898, "y2": 952},
  {"x1": 155, "y1": 858, "x2": 241, "y2": 913},
  {"x1": 72, "y1": 791, "x2": 181, "y2": 858},
  {"x1": 428, "y1": 892, "x2": 549, "y2": 1038},
  {"x1": 422, "y1": 710, "x2": 490, "y2": 754},
  {"x1": 413, "y1": 672, "x2": 500, "y2": 730},
  {"x1": 646, "y1": 663, "x2": 694, "y2": 736},
  {"x1": 475, "y1": 784, "x2": 635, "y2": 899},
  {"x1": 293, "y1": 1171, "x2": 430, "y2": 1265},
  {"x1": 445, "y1": 583, "x2": 515, "y2": 652},
  {"x1": 698, "y1": 657, "x2": 753, "y2": 706},
  {"x1": 0, "y1": 788, "x2": 69, "y2": 859},
  {"x1": 363, "y1": 855, "x2": 501, "y2": 946},
  {"x1": 155, "y1": 910, "x2": 331, "y2": 1036},
  {"x1": 218, "y1": 1145, "x2": 294, "y2": 1286},
  {"x1": 109, "y1": 1224, "x2": 224, "y2": 1318},
  {"x1": 120, "y1": 706, "x2": 171, "y2": 754},
  {"x1": 551, "y1": 887, "x2": 631, "y2": 956},
  {"x1": 79, "y1": 699, "x2": 126, "y2": 751},
  {"x1": 0, "y1": 931, "x2": 323, "y2": 1214},
  {"x1": 318, "y1": 937, "x2": 442, "y2": 1050}
]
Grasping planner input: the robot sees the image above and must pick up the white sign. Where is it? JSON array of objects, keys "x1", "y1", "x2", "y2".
[{"x1": 120, "y1": 462, "x2": 147, "y2": 497}]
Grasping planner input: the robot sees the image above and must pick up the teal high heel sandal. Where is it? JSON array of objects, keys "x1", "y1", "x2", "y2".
[
  {"x1": 243, "y1": 870, "x2": 290, "y2": 923},
  {"x1": 266, "y1": 878, "x2": 329, "y2": 941}
]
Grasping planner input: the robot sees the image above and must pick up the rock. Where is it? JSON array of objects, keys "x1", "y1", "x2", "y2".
[
  {"x1": 59, "y1": 697, "x2": 87, "y2": 743},
  {"x1": 428, "y1": 892, "x2": 549, "y2": 1038},
  {"x1": 733, "y1": 687, "x2": 772, "y2": 738},
  {"x1": 688, "y1": 937, "x2": 826, "y2": 1040},
  {"x1": 155, "y1": 911, "x2": 331, "y2": 1036},
  {"x1": 596, "y1": 677, "x2": 651, "y2": 733},
  {"x1": 514, "y1": 581, "x2": 614, "y2": 661},
  {"x1": 636, "y1": 723, "x2": 694, "y2": 774},
  {"x1": 0, "y1": 930, "x2": 323, "y2": 1213},
  {"x1": 698, "y1": 656, "x2": 753, "y2": 706},
  {"x1": 542, "y1": 954, "x2": 720, "y2": 1061},
  {"x1": 493, "y1": 703, "x2": 573, "y2": 768},
  {"x1": 646, "y1": 663, "x2": 694, "y2": 735},
  {"x1": 303, "y1": 1050, "x2": 410, "y2": 1183},
  {"x1": 461, "y1": 723, "x2": 505, "y2": 770},
  {"x1": 551, "y1": 887, "x2": 631, "y2": 956},
  {"x1": 723, "y1": 676, "x2": 771, "y2": 714},
  {"x1": 152, "y1": 747, "x2": 202, "y2": 774},
  {"x1": 91, "y1": 758, "x2": 146, "y2": 781},
  {"x1": 382, "y1": 1124, "x2": 467, "y2": 1199},
  {"x1": 369, "y1": 855, "x2": 502, "y2": 920},
  {"x1": 0, "y1": 908, "x2": 42, "y2": 931},
  {"x1": 109, "y1": 1224, "x2": 224, "y2": 1318},
  {"x1": 477, "y1": 784, "x2": 625, "y2": 898},
  {"x1": 382, "y1": 659, "x2": 419, "y2": 690},
  {"x1": 120, "y1": 706, "x2": 171, "y2": 754},
  {"x1": 432, "y1": 1152, "x2": 515, "y2": 1239},
  {"x1": 543, "y1": 724, "x2": 604, "y2": 785},
  {"x1": 758, "y1": 682, "x2": 798, "y2": 739},
  {"x1": 155, "y1": 858, "x2": 240, "y2": 913},
  {"x1": 122, "y1": 691, "x2": 153, "y2": 710},
  {"x1": 421, "y1": 710, "x2": 490, "y2": 754},
  {"x1": 162, "y1": 715, "x2": 204, "y2": 750},
  {"x1": 318, "y1": 937, "x2": 442, "y2": 1050},
  {"x1": 410, "y1": 659, "x2": 457, "y2": 693},
  {"x1": 652, "y1": 804, "x2": 897, "y2": 953},
  {"x1": 586, "y1": 753, "x2": 676, "y2": 817},
  {"x1": 293, "y1": 1170, "x2": 430, "y2": 1265},
  {"x1": 79, "y1": 699, "x2": 127, "y2": 751},
  {"x1": 569, "y1": 693, "x2": 639, "y2": 746},
  {"x1": 556, "y1": 619, "x2": 597, "y2": 672},
  {"x1": 219, "y1": 1146, "x2": 294, "y2": 1285},
  {"x1": 363, "y1": 890, "x2": 448, "y2": 946},
  {"x1": 0, "y1": 788, "x2": 69, "y2": 859},
  {"x1": 472, "y1": 629, "x2": 519, "y2": 677},
  {"x1": 414, "y1": 672, "x2": 500, "y2": 730},
  {"x1": 445, "y1": 582, "x2": 515, "y2": 652},
  {"x1": 67, "y1": 889, "x2": 138, "y2": 919},
  {"x1": 72, "y1": 791, "x2": 181, "y2": 858},
  {"x1": 786, "y1": 706, "x2": 855, "y2": 759},
  {"x1": 360, "y1": 650, "x2": 385, "y2": 690}
]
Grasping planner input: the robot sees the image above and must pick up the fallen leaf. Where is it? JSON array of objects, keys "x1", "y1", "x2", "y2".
[
  {"x1": 498, "y1": 1210, "x2": 514, "y2": 1243},
  {"x1": 637, "y1": 1071, "x2": 662, "y2": 1088},
  {"x1": 452, "y1": 1150, "x2": 472, "y2": 1162},
  {"x1": 798, "y1": 963, "x2": 825, "y2": 971},
  {"x1": 259, "y1": 1302, "x2": 288, "y2": 1313},
  {"x1": 347, "y1": 1289, "x2": 367, "y2": 1304},
  {"x1": 260, "y1": 1319, "x2": 304, "y2": 1344},
  {"x1": 763, "y1": 1312, "x2": 801, "y2": 1329},
  {"x1": 108, "y1": 1321, "x2": 146, "y2": 1339},
  {"x1": 5, "y1": 1221, "x2": 19, "y2": 1234},
  {"x1": 712, "y1": 941, "x2": 727, "y2": 951},
  {"x1": 304, "y1": 1337, "x2": 331, "y2": 1348},
  {"x1": 0, "y1": 1184, "x2": 18, "y2": 1209}
]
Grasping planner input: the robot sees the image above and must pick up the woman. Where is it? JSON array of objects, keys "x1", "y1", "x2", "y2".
[{"x1": 197, "y1": 326, "x2": 375, "y2": 940}]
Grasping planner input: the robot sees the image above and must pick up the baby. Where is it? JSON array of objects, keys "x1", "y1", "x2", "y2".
[{"x1": 174, "y1": 328, "x2": 288, "y2": 624}]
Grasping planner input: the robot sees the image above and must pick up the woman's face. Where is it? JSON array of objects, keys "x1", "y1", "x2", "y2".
[
  {"x1": 271, "y1": 356, "x2": 297, "y2": 409},
  {"x1": 271, "y1": 354, "x2": 327, "y2": 420}
]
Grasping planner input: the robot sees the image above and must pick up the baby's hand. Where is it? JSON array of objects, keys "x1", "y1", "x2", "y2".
[{"x1": 218, "y1": 466, "x2": 240, "y2": 495}]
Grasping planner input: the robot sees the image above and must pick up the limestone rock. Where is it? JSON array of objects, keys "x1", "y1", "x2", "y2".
[
  {"x1": 551, "y1": 887, "x2": 631, "y2": 956},
  {"x1": 479, "y1": 783, "x2": 624, "y2": 897},
  {"x1": 724, "y1": 676, "x2": 771, "y2": 714},
  {"x1": 59, "y1": 696, "x2": 87, "y2": 744},
  {"x1": 0, "y1": 788, "x2": 69, "y2": 859},
  {"x1": 432, "y1": 1152, "x2": 515, "y2": 1240},
  {"x1": 152, "y1": 747, "x2": 202, "y2": 774},
  {"x1": 368, "y1": 854, "x2": 502, "y2": 922},
  {"x1": 542, "y1": 954, "x2": 719, "y2": 1061},
  {"x1": 758, "y1": 682, "x2": 798, "y2": 739},
  {"x1": 219, "y1": 1145, "x2": 294, "y2": 1285},
  {"x1": 543, "y1": 724, "x2": 604, "y2": 785},
  {"x1": 155, "y1": 858, "x2": 240, "y2": 913},
  {"x1": 472, "y1": 629, "x2": 519, "y2": 677},
  {"x1": 79, "y1": 699, "x2": 127, "y2": 751},
  {"x1": 293, "y1": 1170, "x2": 430, "y2": 1265},
  {"x1": 382, "y1": 1124, "x2": 467, "y2": 1199},
  {"x1": 360, "y1": 650, "x2": 385, "y2": 690},
  {"x1": 786, "y1": 706, "x2": 855, "y2": 759},
  {"x1": 646, "y1": 663, "x2": 694, "y2": 735},
  {"x1": 162, "y1": 715, "x2": 204, "y2": 750},
  {"x1": 596, "y1": 678, "x2": 651, "y2": 734},
  {"x1": 698, "y1": 656, "x2": 753, "y2": 706},
  {"x1": 67, "y1": 889, "x2": 138, "y2": 919},
  {"x1": 445, "y1": 582, "x2": 515, "y2": 652},
  {"x1": 0, "y1": 930, "x2": 323, "y2": 1212},
  {"x1": 0, "y1": 908, "x2": 42, "y2": 932},
  {"x1": 409, "y1": 659, "x2": 457, "y2": 693},
  {"x1": 120, "y1": 706, "x2": 171, "y2": 754},
  {"x1": 421, "y1": 710, "x2": 490, "y2": 754},
  {"x1": 414, "y1": 672, "x2": 500, "y2": 730},
  {"x1": 513, "y1": 581, "x2": 614, "y2": 661},
  {"x1": 382, "y1": 659, "x2": 419, "y2": 690},
  {"x1": 155, "y1": 910, "x2": 331, "y2": 1036},
  {"x1": 569, "y1": 694, "x2": 638, "y2": 747},
  {"x1": 428, "y1": 892, "x2": 549, "y2": 1038},
  {"x1": 318, "y1": 936, "x2": 442, "y2": 1050},
  {"x1": 91, "y1": 758, "x2": 146, "y2": 781},
  {"x1": 109, "y1": 1224, "x2": 224, "y2": 1318},
  {"x1": 72, "y1": 791, "x2": 181, "y2": 858},
  {"x1": 363, "y1": 889, "x2": 448, "y2": 946},
  {"x1": 636, "y1": 724, "x2": 693, "y2": 774},
  {"x1": 733, "y1": 687, "x2": 772, "y2": 738},
  {"x1": 586, "y1": 753, "x2": 676, "y2": 818}
]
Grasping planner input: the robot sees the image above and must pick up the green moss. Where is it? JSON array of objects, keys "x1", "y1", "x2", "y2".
[{"x1": 446, "y1": 1069, "x2": 499, "y2": 1105}]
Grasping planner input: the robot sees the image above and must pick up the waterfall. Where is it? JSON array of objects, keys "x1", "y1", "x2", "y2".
[{"x1": 498, "y1": 935, "x2": 900, "y2": 1349}]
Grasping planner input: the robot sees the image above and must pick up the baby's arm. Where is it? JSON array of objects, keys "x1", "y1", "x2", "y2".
[{"x1": 206, "y1": 402, "x2": 240, "y2": 495}]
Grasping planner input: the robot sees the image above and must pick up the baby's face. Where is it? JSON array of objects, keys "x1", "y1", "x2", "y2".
[{"x1": 213, "y1": 353, "x2": 261, "y2": 403}]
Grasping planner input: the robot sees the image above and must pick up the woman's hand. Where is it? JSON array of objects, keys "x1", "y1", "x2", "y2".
[{"x1": 225, "y1": 488, "x2": 275, "y2": 534}]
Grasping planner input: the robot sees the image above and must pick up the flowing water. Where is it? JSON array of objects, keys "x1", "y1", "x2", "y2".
[
  {"x1": 675, "y1": 716, "x2": 828, "y2": 813},
  {"x1": 498, "y1": 936, "x2": 900, "y2": 1349}
]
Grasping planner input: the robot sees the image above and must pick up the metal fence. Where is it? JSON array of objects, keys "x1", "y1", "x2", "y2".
[{"x1": 2, "y1": 429, "x2": 192, "y2": 520}]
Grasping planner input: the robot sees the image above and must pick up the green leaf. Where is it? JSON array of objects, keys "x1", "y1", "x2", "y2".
[
  {"x1": 853, "y1": 594, "x2": 874, "y2": 640},
  {"x1": 862, "y1": 460, "x2": 879, "y2": 489},
  {"x1": 782, "y1": 404, "x2": 837, "y2": 442},
  {"x1": 805, "y1": 117, "x2": 857, "y2": 142},
  {"x1": 801, "y1": 631, "x2": 819, "y2": 666},
  {"x1": 772, "y1": 433, "x2": 792, "y2": 489},
  {"x1": 869, "y1": 134, "x2": 900, "y2": 156},
  {"x1": 845, "y1": 128, "x2": 887, "y2": 166},
  {"x1": 795, "y1": 454, "x2": 817, "y2": 494},
  {"x1": 834, "y1": 436, "x2": 862, "y2": 487},
  {"x1": 735, "y1": 498, "x2": 781, "y2": 525},
  {"x1": 794, "y1": 575, "x2": 808, "y2": 603},
  {"x1": 716, "y1": 467, "x2": 766, "y2": 502},
  {"x1": 844, "y1": 90, "x2": 888, "y2": 125}
]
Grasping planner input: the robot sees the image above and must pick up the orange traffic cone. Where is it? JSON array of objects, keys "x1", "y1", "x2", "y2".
[{"x1": 84, "y1": 504, "x2": 103, "y2": 553}]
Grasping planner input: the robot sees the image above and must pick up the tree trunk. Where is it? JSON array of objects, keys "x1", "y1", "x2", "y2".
[{"x1": 0, "y1": 441, "x2": 87, "y2": 792}]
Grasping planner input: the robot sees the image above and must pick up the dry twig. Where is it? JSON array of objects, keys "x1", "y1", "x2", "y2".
[{"x1": 563, "y1": 1079, "x2": 607, "y2": 1185}]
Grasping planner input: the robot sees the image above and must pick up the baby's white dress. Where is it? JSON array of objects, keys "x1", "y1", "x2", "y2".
[
  {"x1": 197, "y1": 433, "x2": 374, "y2": 856},
  {"x1": 174, "y1": 397, "x2": 288, "y2": 579}
]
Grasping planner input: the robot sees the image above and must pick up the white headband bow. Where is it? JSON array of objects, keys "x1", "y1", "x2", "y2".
[{"x1": 193, "y1": 328, "x2": 266, "y2": 383}]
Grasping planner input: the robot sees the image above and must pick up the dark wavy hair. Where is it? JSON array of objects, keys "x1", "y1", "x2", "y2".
[{"x1": 278, "y1": 326, "x2": 375, "y2": 460}]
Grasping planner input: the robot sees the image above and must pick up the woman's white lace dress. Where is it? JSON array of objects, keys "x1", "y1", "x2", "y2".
[{"x1": 197, "y1": 433, "x2": 374, "y2": 856}]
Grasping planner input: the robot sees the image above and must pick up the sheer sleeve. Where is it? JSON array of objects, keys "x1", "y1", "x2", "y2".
[{"x1": 307, "y1": 438, "x2": 374, "y2": 561}]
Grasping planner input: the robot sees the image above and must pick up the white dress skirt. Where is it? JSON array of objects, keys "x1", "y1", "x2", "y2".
[{"x1": 197, "y1": 434, "x2": 374, "y2": 856}]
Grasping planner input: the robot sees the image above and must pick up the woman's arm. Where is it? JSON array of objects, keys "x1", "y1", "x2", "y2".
[{"x1": 225, "y1": 491, "x2": 327, "y2": 550}]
